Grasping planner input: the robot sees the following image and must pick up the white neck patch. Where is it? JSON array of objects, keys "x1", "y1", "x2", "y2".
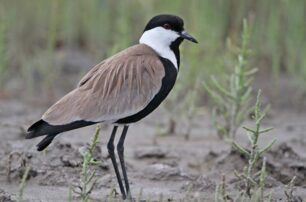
[{"x1": 139, "y1": 27, "x2": 179, "y2": 69}]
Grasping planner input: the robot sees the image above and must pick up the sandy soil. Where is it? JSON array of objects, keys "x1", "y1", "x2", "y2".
[{"x1": 0, "y1": 98, "x2": 306, "y2": 202}]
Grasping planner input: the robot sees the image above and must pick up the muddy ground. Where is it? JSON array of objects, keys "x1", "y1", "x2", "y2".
[{"x1": 0, "y1": 95, "x2": 306, "y2": 202}]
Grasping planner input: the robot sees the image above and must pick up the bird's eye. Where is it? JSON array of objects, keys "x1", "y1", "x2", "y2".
[{"x1": 163, "y1": 23, "x2": 172, "y2": 30}]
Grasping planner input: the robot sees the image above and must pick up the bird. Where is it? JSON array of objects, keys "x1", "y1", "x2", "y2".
[{"x1": 26, "y1": 14, "x2": 197, "y2": 200}]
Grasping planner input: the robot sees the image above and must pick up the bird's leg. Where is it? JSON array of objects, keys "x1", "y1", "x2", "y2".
[
  {"x1": 107, "y1": 126, "x2": 126, "y2": 199},
  {"x1": 117, "y1": 125, "x2": 131, "y2": 199}
]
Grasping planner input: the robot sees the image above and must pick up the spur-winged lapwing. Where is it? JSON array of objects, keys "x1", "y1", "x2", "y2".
[{"x1": 26, "y1": 14, "x2": 197, "y2": 199}]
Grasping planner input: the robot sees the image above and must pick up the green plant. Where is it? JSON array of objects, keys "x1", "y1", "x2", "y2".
[
  {"x1": 44, "y1": 0, "x2": 60, "y2": 93},
  {"x1": 204, "y1": 19, "x2": 256, "y2": 142},
  {"x1": 73, "y1": 125, "x2": 101, "y2": 202},
  {"x1": 18, "y1": 166, "x2": 31, "y2": 202},
  {"x1": 214, "y1": 90, "x2": 275, "y2": 202},
  {"x1": 68, "y1": 186, "x2": 73, "y2": 202},
  {"x1": 214, "y1": 175, "x2": 231, "y2": 202},
  {"x1": 233, "y1": 90, "x2": 275, "y2": 200},
  {"x1": 0, "y1": 7, "x2": 8, "y2": 85}
]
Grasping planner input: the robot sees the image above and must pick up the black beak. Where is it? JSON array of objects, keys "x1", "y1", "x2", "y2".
[{"x1": 180, "y1": 31, "x2": 198, "y2": 43}]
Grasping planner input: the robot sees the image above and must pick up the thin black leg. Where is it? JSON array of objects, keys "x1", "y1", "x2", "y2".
[
  {"x1": 107, "y1": 126, "x2": 126, "y2": 199},
  {"x1": 117, "y1": 125, "x2": 131, "y2": 199}
]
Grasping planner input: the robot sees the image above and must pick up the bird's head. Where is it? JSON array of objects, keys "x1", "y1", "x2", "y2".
[{"x1": 139, "y1": 14, "x2": 198, "y2": 47}]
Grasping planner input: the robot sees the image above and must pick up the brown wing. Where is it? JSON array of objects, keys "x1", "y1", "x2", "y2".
[{"x1": 42, "y1": 44, "x2": 165, "y2": 125}]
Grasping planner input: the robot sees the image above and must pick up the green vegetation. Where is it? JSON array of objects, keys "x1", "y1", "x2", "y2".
[
  {"x1": 215, "y1": 90, "x2": 275, "y2": 201},
  {"x1": 204, "y1": 19, "x2": 255, "y2": 141},
  {"x1": 18, "y1": 166, "x2": 31, "y2": 202},
  {"x1": 233, "y1": 90, "x2": 275, "y2": 200},
  {"x1": 0, "y1": 1, "x2": 305, "y2": 100},
  {"x1": 0, "y1": 5, "x2": 8, "y2": 86},
  {"x1": 209, "y1": 18, "x2": 277, "y2": 200},
  {"x1": 73, "y1": 125, "x2": 101, "y2": 202}
]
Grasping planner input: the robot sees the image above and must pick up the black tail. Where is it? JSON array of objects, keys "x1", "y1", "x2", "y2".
[
  {"x1": 26, "y1": 119, "x2": 60, "y2": 151},
  {"x1": 36, "y1": 134, "x2": 57, "y2": 151},
  {"x1": 26, "y1": 120, "x2": 52, "y2": 139},
  {"x1": 26, "y1": 119, "x2": 97, "y2": 151}
]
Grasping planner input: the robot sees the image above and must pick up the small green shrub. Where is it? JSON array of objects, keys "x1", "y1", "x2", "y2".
[
  {"x1": 233, "y1": 90, "x2": 275, "y2": 197},
  {"x1": 204, "y1": 19, "x2": 256, "y2": 142},
  {"x1": 214, "y1": 90, "x2": 275, "y2": 201},
  {"x1": 73, "y1": 125, "x2": 101, "y2": 202}
]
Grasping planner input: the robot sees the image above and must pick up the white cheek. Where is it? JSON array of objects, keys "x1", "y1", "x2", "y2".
[
  {"x1": 139, "y1": 27, "x2": 179, "y2": 69},
  {"x1": 161, "y1": 29, "x2": 180, "y2": 43},
  {"x1": 140, "y1": 27, "x2": 179, "y2": 45}
]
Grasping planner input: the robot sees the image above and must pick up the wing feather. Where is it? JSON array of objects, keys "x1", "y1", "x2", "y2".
[{"x1": 42, "y1": 44, "x2": 165, "y2": 125}]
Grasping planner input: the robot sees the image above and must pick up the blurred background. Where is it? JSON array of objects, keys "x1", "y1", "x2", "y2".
[{"x1": 0, "y1": 0, "x2": 305, "y2": 110}]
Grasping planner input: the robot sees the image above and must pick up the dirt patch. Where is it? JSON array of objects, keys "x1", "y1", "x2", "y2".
[
  {"x1": 1, "y1": 99, "x2": 306, "y2": 201},
  {"x1": 0, "y1": 188, "x2": 15, "y2": 202},
  {"x1": 266, "y1": 143, "x2": 306, "y2": 186}
]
